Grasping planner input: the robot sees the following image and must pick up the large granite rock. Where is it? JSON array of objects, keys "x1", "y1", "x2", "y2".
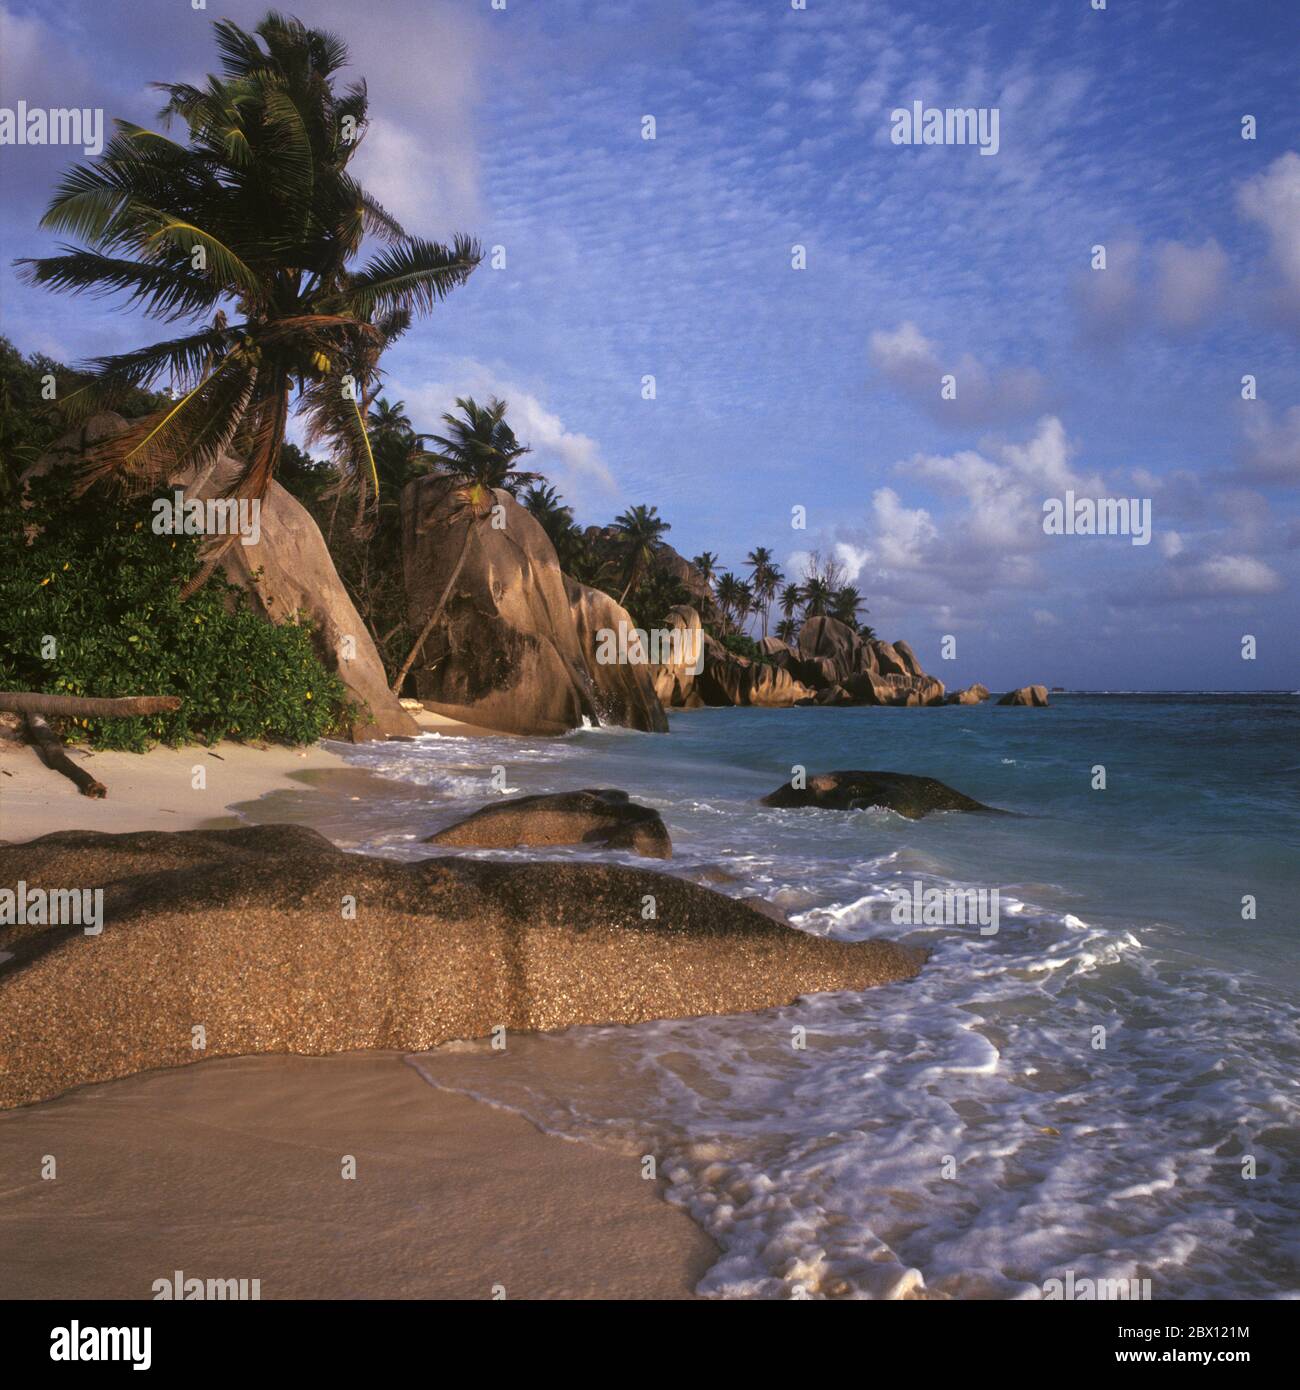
[
  {"x1": 648, "y1": 608, "x2": 809, "y2": 709},
  {"x1": 758, "y1": 636, "x2": 795, "y2": 669},
  {"x1": 427, "y1": 788, "x2": 672, "y2": 859},
  {"x1": 761, "y1": 770, "x2": 1004, "y2": 818},
  {"x1": 946, "y1": 684, "x2": 991, "y2": 706},
  {"x1": 789, "y1": 623, "x2": 950, "y2": 707},
  {"x1": 26, "y1": 416, "x2": 417, "y2": 742},
  {"x1": 400, "y1": 477, "x2": 665, "y2": 736},
  {"x1": 998, "y1": 685, "x2": 1050, "y2": 707},
  {"x1": 0, "y1": 825, "x2": 925, "y2": 1108},
  {"x1": 798, "y1": 616, "x2": 863, "y2": 682},
  {"x1": 565, "y1": 579, "x2": 669, "y2": 733},
  {"x1": 649, "y1": 605, "x2": 705, "y2": 707}
]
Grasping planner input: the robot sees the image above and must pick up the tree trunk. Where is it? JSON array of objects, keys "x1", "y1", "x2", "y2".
[
  {"x1": 23, "y1": 713, "x2": 108, "y2": 798},
  {"x1": 390, "y1": 524, "x2": 474, "y2": 696},
  {"x1": 178, "y1": 531, "x2": 239, "y2": 602},
  {"x1": 0, "y1": 693, "x2": 182, "y2": 717}
]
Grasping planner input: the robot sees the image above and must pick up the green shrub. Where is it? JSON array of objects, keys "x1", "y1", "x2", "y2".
[
  {"x1": 717, "y1": 632, "x2": 770, "y2": 664},
  {"x1": 0, "y1": 471, "x2": 353, "y2": 751}
]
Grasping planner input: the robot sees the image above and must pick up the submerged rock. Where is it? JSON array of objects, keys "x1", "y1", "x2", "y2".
[
  {"x1": 427, "y1": 788, "x2": 671, "y2": 859},
  {"x1": 0, "y1": 825, "x2": 925, "y2": 1108},
  {"x1": 761, "y1": 770, "x2": 1003, "y2": 818},
  {"x1": 998, "y1": 685, "x2": 1050, "y2": 707}
]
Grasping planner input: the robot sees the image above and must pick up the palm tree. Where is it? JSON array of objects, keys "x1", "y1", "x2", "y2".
[
  {"x1": 366, "y1": 396, "x2": 424, "y2": 495},
  {"x1": 420, "y1": 396, "x2": 539, "y2": 496},
  {"x1": 522, "y1": 481, "x2": 582, "y2": 571},
  {"x1": 774, "y1": 617, "x2": 797, "y2": 644},
  {"x1": 733, "y1": 579, "x2": 755, "y2": 635},
  {"x1": 779, "y1": 581, "x2": 804, "y2": 623},
  {"x1": 801, "y1": 575, "x2": 833, "y2": 617},
  {"x1": 18, "y1": 12, "x2": 479, "y2": 590},
  {"x1": 391, "y1": 395, "x2": 538, "y2": 694},
  {"x1": 714, "y1": 571, "x2": 744, "y2": 634},
  {"x1": 368, "y1": 396, "x2": 411, "y2": 451},
  {"x1": 613, "y1": 504, "x2": 671, "y2": 605},
  {"x1": 745, "y1": 547, "x2": 782, "y2": 639},
  {"x1": 692, "y1": 551, "x2": 718, "y2": 588},
  {"x1": 522, "y1": 481, "x2": 572, "y2": 534},
  {"x1": 831, "y1": 585, "x2": 867, "y2": 629}
]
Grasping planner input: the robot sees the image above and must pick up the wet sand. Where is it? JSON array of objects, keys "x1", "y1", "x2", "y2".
[{"x1": 0, "y1": 1051, "x2": 717, "y2": 1300}]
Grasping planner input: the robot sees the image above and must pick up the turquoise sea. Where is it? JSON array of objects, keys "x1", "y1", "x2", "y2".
[{"x1": 325, "y1": 693, "x2": 1300, "y2": 1299}]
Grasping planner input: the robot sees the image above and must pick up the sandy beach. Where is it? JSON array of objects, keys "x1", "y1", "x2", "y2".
[
  {"x1": 0, "y1": 701, "x2": 494, "y2": 842},
  {"x1": 0, "y1": 1051, "x2": 717, "y2": 1300},
  {"x1": 0, "y1": 736, "x2": 354, "y2": 839},
  {"x1": 0, "y1": 725, "x2": 742, "y2": 1299}
]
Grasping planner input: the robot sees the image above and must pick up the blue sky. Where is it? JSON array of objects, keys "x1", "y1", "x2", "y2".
[{"x1": 1, "y1": 0, "x2": 1296, "y2": 690}]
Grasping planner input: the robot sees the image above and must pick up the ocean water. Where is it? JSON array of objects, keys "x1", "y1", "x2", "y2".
[{"x1": 330, "y1": 694, "x2": 1300, "y2": 1299}]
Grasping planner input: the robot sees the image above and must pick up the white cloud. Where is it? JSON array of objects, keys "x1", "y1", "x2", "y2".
[
  {"x1": 1164, "y1": 554, "x2": 1284, "y2": 598},
  {"x1": 909, "y1": 415, "x2": 1101, "y2": 554},
  {"x1": 1152, "y1": 238, "x2": 1228, "y2": 331},
  {"x1": 1237, "y1": 152, "x2": 1300, "y2": 307},
  {"x1": 868, "y1": 320, "x2": 1046, "y2": 426},
  {"x1": 1074, "y1": 236, "x2": 1229, "y2": 341},
  {"x1": 398, "y1": 360, "x2": 617, "y2": 507},
  {"x1": 1238, "y1": 403, "x2": 1300, "y2": 484}
]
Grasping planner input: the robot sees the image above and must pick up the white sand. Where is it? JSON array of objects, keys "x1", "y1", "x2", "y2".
[
  {"x1": 0, "y1": 737, "x2": 356, "y2": 840},
  {"x1": 0, "y1": 705, "x2": 502, "y2": 843},
  {"x1": 0, "y1": 1052, "x2": 716, "y2": 1299}
]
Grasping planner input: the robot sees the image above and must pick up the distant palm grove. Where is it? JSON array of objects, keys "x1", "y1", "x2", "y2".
[{"x1": 3, "y1": 11, "x2": 874, "y2": 689}]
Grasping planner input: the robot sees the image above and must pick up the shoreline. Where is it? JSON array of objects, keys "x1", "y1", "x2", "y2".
[
  {"x1": 0, "y1": 706, "x2": 498, "y2": 843},
  {"x1": 0, "y1": 1051, "x2": 717, "y2": 1300}
]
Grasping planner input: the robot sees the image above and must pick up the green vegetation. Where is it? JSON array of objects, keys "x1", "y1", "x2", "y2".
[
  {"x1": 2, "y1": 9, "x2": 880, "y2": 759},
  {"x1": 16, "y1": 12, "x2": 478, "y2": 549},
  {"x1": 0, "y1": 469, "x2": 351, "y2": 750}
]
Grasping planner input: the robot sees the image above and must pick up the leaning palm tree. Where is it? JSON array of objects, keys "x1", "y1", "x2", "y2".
[
  {"x1": 390, "y1": 395, "x2": 540, "y2": 694},
  {"x1": 17, "y1": 12, "x2": 480, "y2": 591},
  {"x1": 613, "y1": 503, "x2": 671, "y2": 605}
]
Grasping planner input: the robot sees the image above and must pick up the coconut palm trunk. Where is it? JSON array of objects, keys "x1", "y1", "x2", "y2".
[{"x1": 390, "y1": 520, "x2": 475, "y2": 696}]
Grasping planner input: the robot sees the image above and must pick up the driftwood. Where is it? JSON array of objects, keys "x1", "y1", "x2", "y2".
[
  {"x1": 1, "y1": 692, "x2": 182, "y2": 799},
  {"x1": 23, "y1": 714, "x2": 107, "y2": 798}
]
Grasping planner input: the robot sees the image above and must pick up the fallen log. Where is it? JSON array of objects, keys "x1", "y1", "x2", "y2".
[
  {"x1": 22, "y1": 714, "x2": 107, "y2": 798},
  {"x1": 1, "y1": 693, "x2": 181, "y2": 799},
  {"x1": 0, "y1": 693, "x2": 181, "y2": 718}
]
